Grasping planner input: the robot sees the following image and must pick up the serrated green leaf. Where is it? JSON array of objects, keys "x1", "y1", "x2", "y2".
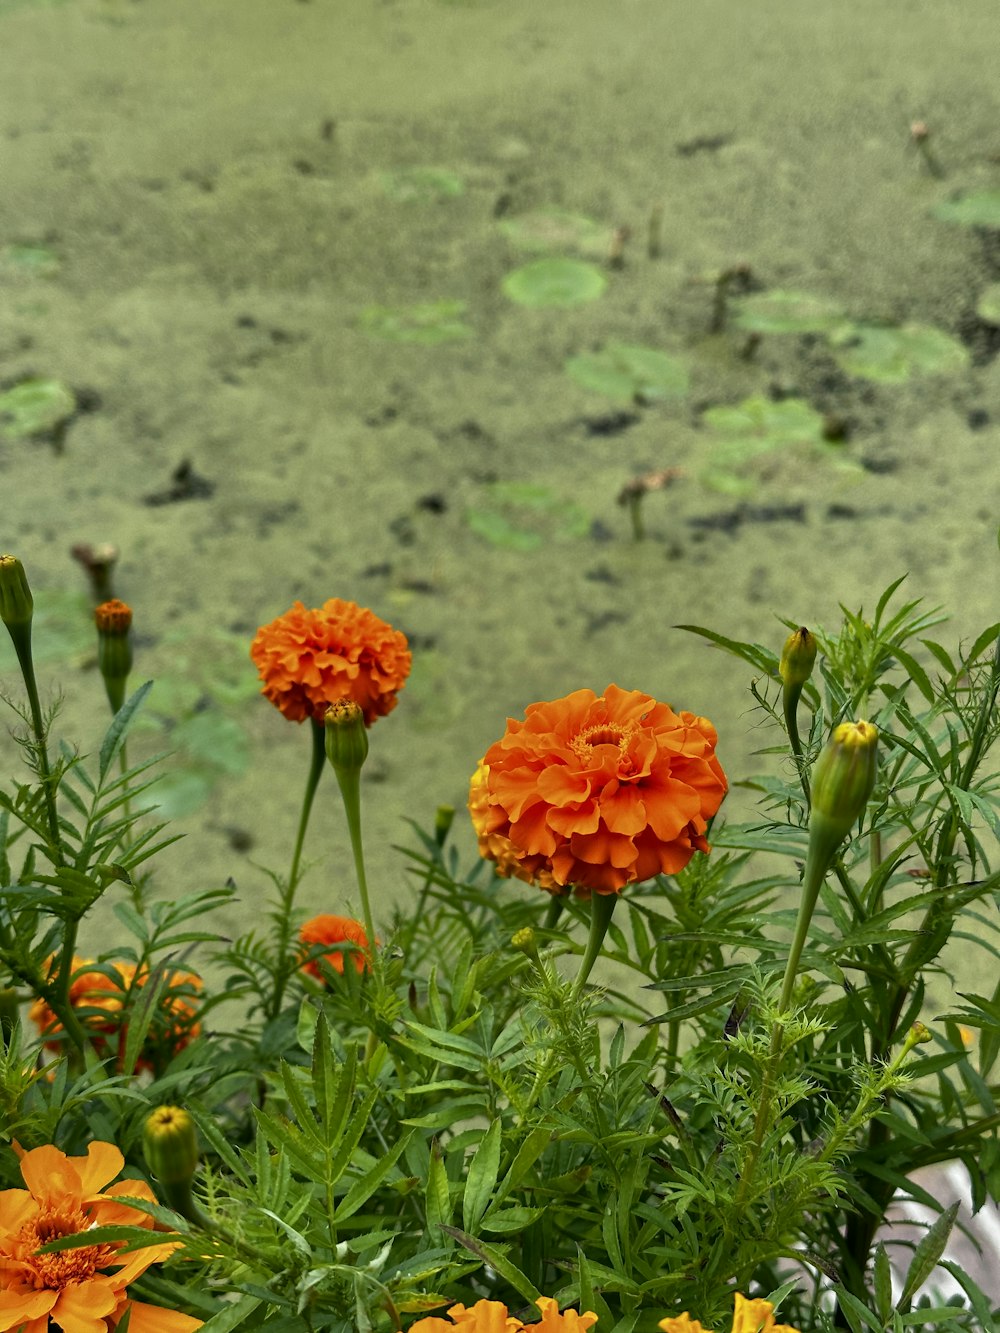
[
  {"x1": 99, "y1": 681, "x2": 153, "y2": 782},
  {"x1": 898, "y1": 1200, "x2": 959, "y2": 1307},
  {"x1": 462, "y1": 1118, "x2": 501, "y2": 1234}
]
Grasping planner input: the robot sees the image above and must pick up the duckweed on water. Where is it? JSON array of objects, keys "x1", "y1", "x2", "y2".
[
  {"x1": 466, "y1": 481, "x2": 590, "y2": 551},
  {"x1": 357, "y1": 299, "x2": 474, "y2": 343},
  {"x1": 732, "y1": 289, "x2": 846, "y2": 335},
  {"x1": 0, "y1": 376, "x2": 76, "y2": 443},
  {"x1": 498, "y1": 208, "x2": 612, "y2": 259},
  {"x1": 378, "y1": 166, "x2": 465, "y2": 202},
  {"x1": 700, "y1": 395, "x2": 857, "y2": 495},
  {"x1": 932, "y1": 189, "x2": 1000, "y2": 228}
]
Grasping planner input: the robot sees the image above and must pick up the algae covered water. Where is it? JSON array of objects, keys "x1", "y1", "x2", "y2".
[{"x1": 1, "y1": 0, "x2": 998, "y2": 951}]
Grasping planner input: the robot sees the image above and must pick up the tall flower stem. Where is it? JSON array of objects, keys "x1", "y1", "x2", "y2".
[
  {"x1": 268, "y1": 718, "x2": 326, "y2": 1021},
  {"x1": 5, "y1": 611, "x2": 61, "y2": 856},
  {"x1": 570, "y1": 892, "x2": 617, "y2": 1001},
  {"x1": 332, "y1": 762, "x2": 375, "y2": 956}
]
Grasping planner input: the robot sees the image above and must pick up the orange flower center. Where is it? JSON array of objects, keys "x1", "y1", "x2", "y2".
[
  {"x1": 570, "y1": 721, "x2": 637, "y2": 766},
  {"x1": 17, "y1": 1203, "x2": 117, "y2": 1290}
]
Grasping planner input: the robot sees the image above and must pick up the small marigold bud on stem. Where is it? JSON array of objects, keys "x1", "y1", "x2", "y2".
[
  {"x1": 810, "y1": 720, "x2": 879, "y2": 849},
  {"x1": 324, "y1": 698, "x2": 369, "y2": 775},
  {"x1": 144, "y1": 1105, "x2": 202, "y2": 1223},
  {"x1": 95, "y1": 599, "x2": 134, "y2": 715},
  {"x1": 0, "y1": 554, "x2": 33, "y2": 632},
  {"x1": 779, "y1": 627, "x2": 817, "y2": 688}
]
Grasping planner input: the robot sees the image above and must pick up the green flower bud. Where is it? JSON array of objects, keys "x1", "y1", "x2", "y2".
[
  {"x1": 324, "y1": 698, "x2": 369, "y2": 775},
  {"x1": 0, "y1": 555, "x2": 33, "y2": 631},
  {"x1": 95, "y1": 599, "x2": 133, "y2": 714},
  {"x1": 144, "y1": 1105, "x2": 199, "y2": 1189},
  {"x1": 434, "y1": 804, "x2": 455, "y2": 847},
  {"x1": 511, "y1": 926, "x2": 537, "y2": 956},
  {"x1": 779, "y1": 627, "x2": 817, "y2": 687},
  {"x1": 810, "y1": 720, "x2": 879, "y2": 846}
]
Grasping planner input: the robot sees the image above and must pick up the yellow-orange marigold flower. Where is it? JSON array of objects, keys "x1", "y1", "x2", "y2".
[
  {"x1": 469, "y1": 762, "x2": 560, "y2": 894},
  {"x1": 659, "y1": 1294, "x2": 800, "y2": 1333},
  {"x1": 29, "y1": 958, "x2": 202, "y2": 1073},
  {"x1": 476, "y1": 684, "x2": 727, "y2": 895},
  {"x1": 0, "y1": 1140, "x2": 202, "y2": 1333},
  {"x1": 299, "y1": 915, "x2": 372, "y2": 978},
  {"x1": 403, "y1": 1296, "x2": 598, "y2": 1333},
  {"x1": 250, "y1": 598, "x2": 411, "y2": 725}
]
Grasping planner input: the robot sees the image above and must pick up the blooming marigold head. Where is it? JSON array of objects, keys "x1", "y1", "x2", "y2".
[
  {"x1": 250, "y1": 598, "x2": 411, "y2": 725},
  {"x1": 94, "y1": 598, "x2": 133, "y2": 635},
  {"x1": 659, "y1": 1294, "x2": 801, "y2": 1333},
  {"x1": 0, "y1": 1140, "x2": 203, "y2": 1332},
  {"x1": 299, "y1": 914, "x2": 372, "y2": 978},
  {"x1": 402, "y1": 1296, "x2": 598, "y2": 1333},
  {"x1": 475, "y1": 684, "x2": 727, "y2": 895},
  {"x1": 469, "y1": 762, "x2": 560, "y2": 894}
]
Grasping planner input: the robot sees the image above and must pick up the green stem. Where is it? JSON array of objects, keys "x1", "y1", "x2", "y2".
[
  {"x1": 782, "y1": 681, "x2": 810, "y2": 801},
  {"x1": 333, "y1": 762, "x2": 375, "y2": 954},
  {"x1": 268, "y1": 719, "x2": 327, "y2": 1021},
  {"x1": 737, "y1": 830, "x2": 835, "y2": 1206},
  {"x1": 570, "y1": 892, "x2": 617, "y2": 1001},
  {"x1": 541, "y1": 894, "x2": 565, "y2": 932},
  {"x1": 9, "y1": 624, "x2": 61, "y2": 858}
]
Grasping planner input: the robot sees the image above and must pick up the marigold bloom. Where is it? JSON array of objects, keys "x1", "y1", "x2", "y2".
[
  {"x1": 299, "y1": 915, "x2": 372, "y2": 977},
  {"x1": 404, "y1": 1297, "x2": 598, "y2": 1333},
  {"x1": 659, "y1": 1294, "x2": 800, "y2": 1333},
  {"x1": 475, "y1": 684, "x2": 727, "y2": 894},
  {"x1": 250, "y1": 598, "x2": 411, "y2": 725},
  {"x1": 468, "y1": 762, "x2": 559, "y2": 893},
  {"x1": 94, "y1": 599, "x2": 133, "y2": 635},
  {"x1": 29, "y1": 958, "x2": 202, "y2": 1073},
  {"x1": 0, "y1": 1140, "x2": 202, "y2": 1333}
]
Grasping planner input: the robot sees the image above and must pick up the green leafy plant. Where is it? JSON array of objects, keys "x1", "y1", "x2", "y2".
[{"x1": 501, "y1": 258, "x2": 607, "y2": 308}]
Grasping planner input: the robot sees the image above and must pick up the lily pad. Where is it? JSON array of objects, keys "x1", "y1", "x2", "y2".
[
  {"x1": 1, "y1": 243, "x2": 60, "y2": 278},
  {"x1": 565, "y1": 342, "x2": 689, "y2": 403},
  {"x1": 733, "y1": 289, "x2": 846, "y2": 334},
  {"x1": 0, "y1": 377, "x2": 76, "y2": 442},
  {"x1": 379, "y1": 167, "x2": 464, "y2": 202},
  {"x1": 498, "y1": 209, "x2": 611, "y2": 259},
  {"x1": 358, "y1": 301, "x2": 473, "y2": 344},
  {"x1": 827, "y1": 321, "x2": 968, "y2": 383},
  {"x1": 932, "y1": 191, "x2": 1000, "y2": 229},
  {"x1": 467, "y1": 482, "x2": 589, "y2": 551},
  {"x1": 501, "y1": 258, "x2": 606, "y2": 308},
  {"x1": 701, "y1": 395, "x2": 856, "y2": 495},
  {"x1": 976, "y1": 283, "x2": 1000, "y2": 326}
]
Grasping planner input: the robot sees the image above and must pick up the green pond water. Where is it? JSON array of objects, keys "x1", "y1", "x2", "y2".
[{"x1": 1, "y1": 0, "x2": 998, "y2": 986}]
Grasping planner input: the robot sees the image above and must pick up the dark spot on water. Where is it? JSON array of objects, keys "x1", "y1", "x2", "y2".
[
  {"x1": 589, "y1": 519, "x2": 615, "y2": 543},
  {"x1": 584, "y1": 565, "x2": 621, "y2": 585},
  {"x1": 581, "y1": 410, "x2": 640, "y2": 436},
  {"x1": 236, "y1": 314, "x2": 257, "y2": 329},
  {"x1": 416, "y1": 493, "x2": 447, "y2": 514},
  {"x1": 74, "y1": 386, "x2": 102, "y2": 413},
  {"x1": 398, "y1": 578, "x2": 436, "y2": 594},
  {"x1": 826, "y1": 503, "x2": 858, "y2": 520},
  {"x1": 675, "y1": 132, "x2": 733, "y2": 156},
  {"x1": 956, "y1": 311, "x2": 1000, "y2": 367},
  {"x1": 389, "y1": 515, "x2": 416, "y2": 545},
  {"x1": 292, "y1": 158, "x2": 315, "y2": 175},
  {"x1": 143, "y1": 459, "x2": 215, "y2": 506},
  {"x1": 860, "y1": 455, "x2": 899, "y2": 474},
  {"x1": 688, "y1": 503, "x2": 806, "y2": 535},
  {"x1": 586, "y1": 610, "x2": 629, "y2": 634},
  {"x1": 362, "y1": 562, "x2": 393, "y2": 577},
  {"x1": 225, "y1": 827, "x2": 255, "y2": 853},
  {"x1": 968, "y1": 408, "x2": 990, "y2": 430}
]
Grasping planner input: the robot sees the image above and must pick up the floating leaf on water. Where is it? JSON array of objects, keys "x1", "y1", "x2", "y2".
[
  {"x1": 150, "y1": 768, "x2": 214, "y2": 820},
  {"x1": 466, "y1": 510, "x2": 542, "y2": 552},
  {"x1": 501, "y1": 258, "x2": 607, "y2": 308},
  {"x1": 700, "y1": 395, "x2": 857, "y2": 494},
  {"x1": 732, "y1": 289, "x2": 846, "y2": 334},
  {"x1": 932, "y1": 190, "x2": 1000, "y2": 229},
  {"x1": 0, "y1": 377, "x2": 76, "y2": 441},
  {"x1": 358, "y1": 301, "x2": 473, "y2": 344},
  {"x1": 1, "y1": 243, "x2": 60, "y2": 277},
  {"x1": 827, "y1": 321, "x2": 968, "y2": 383},
  {"x1": 379, "y1": 167, "x2": 465, "y2": 202},
  {"x1": 976, "y1": 283, "x2": 1000, "y2": 326},
  {"x1": 498, "y1": 209, "x2": 611, "y2": 259},
  {"x1": 467, "y1": 483, "x2": 590, "y2": 550},
  {"x1": 565, "y1": 342, "x2": 688, "y2": 402},
  {"x1": 172, "y1": 712, "x2": 249, "y2": 777}
]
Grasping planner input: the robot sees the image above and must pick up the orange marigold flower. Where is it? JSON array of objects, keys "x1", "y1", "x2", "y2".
[
  {"x1": 250, "y1": 598, "x2": 411, "y2": 725},
  {"x1": 468, "y1": 762, "x2": 560, "y2": 894},
  {"x1": 476, "y1": 684, "x2": 727, "y2": 895},
  {"x1": 0, "y1": 1140, "x2": 202, "y2": 1333},
  {"x1": 659, "y1": 1294, "x2": 800, "y2": 1333},
  {"x1": 299, "y1": 914, "x2": 372, "y2": 978},
  {"x1": 403, "y1": 1297, "x2": 598, "y2": 1333},
  {"x1": 94, "y1": 598, "x2": 133, "y2": 635},
  {"x1": 29, "y1": 958, "x2": 202, "y2": 1073}
]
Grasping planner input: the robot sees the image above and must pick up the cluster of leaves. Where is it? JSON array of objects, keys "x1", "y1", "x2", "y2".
[{"x1": 1, "y1": 580, "x2": 999, "y2": 1332}]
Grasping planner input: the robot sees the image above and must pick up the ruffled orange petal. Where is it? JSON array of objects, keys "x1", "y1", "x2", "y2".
[
  {"x1": 123, "y1": 1298, "x2": 205, "y2": 1332},
  {"x1": 659, "y1": 1317, "x2": 712, "y2": 1333},
  {"x1": 532, "y1": 1297, "x2": 599, "y2": 1332},
  {"x1": 445, "y1": 1300, "x2": 522, "y2": 1333},
  {"x1": 0, "y1": 1284, "x2": 58, "y2": 1327},
  {"x1": 17, "y1": 1144, "x2": 85, "y2": 1204},
  {"x1": 51, "y1": 1276, "x2": 119, "y2": 1333},
  {"x1": 0, "y1": 1186, "x2": 35, "y2": 1232},
  {"x1": 73, "y1": 1140, "x2": 128, "y2": 1197}
]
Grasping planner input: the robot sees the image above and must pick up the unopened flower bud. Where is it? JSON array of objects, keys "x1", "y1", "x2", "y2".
[
  {"x1": 0, "y1": 555, "x2": 33, "y2": 631},
  {"x1": 511, "y1": 926, "x2": 537, "y2": 956},
  {"x1": 810, "y1": 720, "x2": 879, "y2": 847},
  {"x1": 144, "y1": 1105, "x2": 199, "y2": 1188},
  {"x1": 95, "y1": 599, "x2": 133, "y2": 714},
  {"x1": 779, "y1": 627, "x2": 817, "y2": 687},
  {"x1": 909, "y1": 1021, "x2": 932, "y2": 1046},
  {"x1": 434, "y1": 804, "x2": 455, "y2": 847},
  {"x1": 324, "y1": 698, "x2": 369, "y2": 774}
]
